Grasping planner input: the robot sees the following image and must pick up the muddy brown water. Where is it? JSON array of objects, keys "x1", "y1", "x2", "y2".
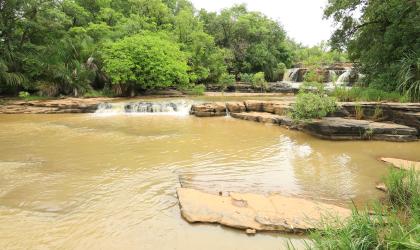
[{"x1": 0, "y1": 97, "x2": 419, "y2": 249}]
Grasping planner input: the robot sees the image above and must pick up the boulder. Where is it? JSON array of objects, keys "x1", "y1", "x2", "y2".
[
  {"x1": 226, "y1": 102, "x2": 246, "y2": 113},
  {"x1": 303, "y1": 117, "x2": 418, "y2": 142},
  {"x1": 177, "y1": 188, "x2": 351, "y2": 233},
  {"x1": 190, "y1": 102, "x2": 226, "y2": 117}
]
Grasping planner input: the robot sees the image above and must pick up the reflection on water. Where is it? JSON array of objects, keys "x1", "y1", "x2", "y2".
[{"x1": 0, "y1": 111, "x2": 418, "y2": 249}]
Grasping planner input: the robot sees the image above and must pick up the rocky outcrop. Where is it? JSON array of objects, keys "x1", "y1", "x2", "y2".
[
  {"x1": 244, "y1": 100, "x2": 291, "y2": 115},
  {"x1": 303, "y1": 117, "x2": 418, "y2": 142},
  {"x1": 230, "y1": 112, "x2": 294, "y2": 127},
  {"x1": 177, "y1": 188, "x2": 351, "y2": 234},
  {"x1": 0, "y1": 98, "x2": 112, "y2": 114},
  {"x1": 226, "y1": 102, "x2": 246, "y2": 113},
  {"x1": 340, "y1": 102, "x2": 420, "y2": 134},
  {"x1": 189, "y1": 102, "x2": 226, "y2": 117}
]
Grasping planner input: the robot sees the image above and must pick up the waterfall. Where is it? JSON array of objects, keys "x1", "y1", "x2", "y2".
[
  {"x1": 95, "y1": 100, "x2": 192, "y2": 116},
  {"x1": 283, "y1": 68, "x2": 299, "y2": 82},
  {"x1": 328, "y1": 70, "x2": 337, "y2": 83},
  {"x1": 336, "y1": 69, "x2": 351, "y2": 86}
]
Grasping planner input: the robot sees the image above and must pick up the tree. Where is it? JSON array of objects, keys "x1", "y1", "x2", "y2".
[
  {"x1": 101, "y1": 33, "x2": 189, "y2": 94},
  {"x1": 324, "y1": 0, "x2": 420, "y2": 100}
]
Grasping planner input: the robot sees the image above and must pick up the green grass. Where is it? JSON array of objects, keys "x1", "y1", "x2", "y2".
[
  {"x1": 306, "y1": 169, "x2": 420, "y2": 250},
  {"x1": 330, "y1": 87, "x2": 410, "y2": 102}
]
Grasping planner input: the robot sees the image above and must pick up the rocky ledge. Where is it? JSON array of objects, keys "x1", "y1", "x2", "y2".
[
  {"x1": 190, "y1": 101, "x2": 419, "y2": 142},
  {"x1": 177, "y1": 188, "x2": 351, "y2": 234},
  {"x1": 0, "y1": 98, "x2": 113, "y2": 114}
]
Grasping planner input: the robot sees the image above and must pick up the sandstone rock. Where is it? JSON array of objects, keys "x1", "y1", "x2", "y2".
[
  {"x1": 230, "y1": 112, "x2": 281, "y2": 124},
  {"x1": 380, "y1": 157, "x2": 420, "y2": 172},
  {"x1": 376, "y1": 183, "x2": 387, "y2": 192},
  {"x1": 190, "y1": 102, "x2": 226, "y2": 117},
  {"x1": 244, "y1": 100, "x2": 291, "y2": 115},
  {"x1": 0, "y1": 98, "x2": 112, "y2": 114},
  {"x1": 177, "y1": 188, "x2": 351, "y2": 233},
  {"x1": 226, "y1": 102, "x2": 246, "y2": 113},
  {"x1": 303, "y1": 117, "x2": 418, "y2": 142},
  {"x1": 245, "y1": 228, "x2": 256, "y2": 235}
]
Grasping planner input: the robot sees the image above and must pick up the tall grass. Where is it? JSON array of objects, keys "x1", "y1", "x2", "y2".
[
  {"x1": 307, "y1": 169, "x2": 420, "y2": 249},
  {"x1": 331, "y1": 87, "x2": 410, "y2": 102}
]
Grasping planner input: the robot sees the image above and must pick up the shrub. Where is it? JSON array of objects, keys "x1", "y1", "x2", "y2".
[
  {"x1": 290, "y1": 92, "x2": 337, "y2": 121},
  {"x1": 183, "y1": 84, "x2": 206, "y2": 95},
  {"x1": 218, "y1": 73, "x2": 236, "y2": 91},
  {"x1": 251, "y1": 72, "x2": 268, "y2": 92},
  {"x1": 275, "y1": 63, "x2": 286, "y2": 81},
  {"x1": 18, "y1": 91, "x2": 30, "y2": 98},
  {"x1": 239, "y1": 73, "x2": 253, "y2": 83},
  {"x1": 304, "y1": 69, "x2": 322, "y2": 83}
]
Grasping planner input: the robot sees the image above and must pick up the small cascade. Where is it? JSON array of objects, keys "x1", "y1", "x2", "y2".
[
  {"x1": 328, "y1": 70, "x2": 337, "y2": 83},
  {"x1": 95, "y1": 100, "x2": 192, "y2": 116},
  {"x1": 283, "y1": 68, "x2": 300, "y2": 82},
  {"x1": 336, "y1": 69, "x2": 351, "y2": 86}
]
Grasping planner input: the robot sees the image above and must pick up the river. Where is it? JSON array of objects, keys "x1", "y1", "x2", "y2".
[{"x1": 0, "y1": 97, "x2": 419, "y2": 249}]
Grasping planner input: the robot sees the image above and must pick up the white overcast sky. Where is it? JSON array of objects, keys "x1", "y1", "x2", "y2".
[{"x1": 190, "y1": 0, "x2": 333, "y2": 46}]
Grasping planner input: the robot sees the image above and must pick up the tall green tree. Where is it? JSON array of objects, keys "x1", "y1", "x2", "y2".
[{"x1": 324, "y1": 0, "x2": 420, "y2": 99}]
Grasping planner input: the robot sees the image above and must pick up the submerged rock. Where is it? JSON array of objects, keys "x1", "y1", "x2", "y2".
[{"x1": 177, "y1": 188, "x2": 351, "y2": 234}]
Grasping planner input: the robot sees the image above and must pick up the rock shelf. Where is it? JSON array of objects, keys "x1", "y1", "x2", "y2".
[
  {"x1": 380, "y1": 157, "x2": 420, "y2": 172},
  {"x1": 190, "y1": 101, "x2": 419, "y2": 142},
  {"x1": 0, "y1": 98, "x2": 112, "y2": 114},
  {"x1": 177, "y1": 188, "x2": 351, "y2": 234}
]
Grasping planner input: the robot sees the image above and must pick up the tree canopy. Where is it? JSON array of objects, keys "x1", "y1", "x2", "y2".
[{"x1": 324, "y1": 0, "x2": 420, "y2": 100}]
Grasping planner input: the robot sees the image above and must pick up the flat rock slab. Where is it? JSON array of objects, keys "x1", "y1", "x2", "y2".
[
  {"x1": 177, "y1": 188, "x2": 351, "y2": 233},
  {"x1": 380, "y1": 157, "x2": 420, "y2": 172},
  {"x1": 230, "y1": 112, "x2": 294, "y2": 127},
  {"x1": 303, "y1": 117, "x2": 418, "y2": 142},
  {"x1": 0, "y1": 97, "x2": 113, "y2": 114}
]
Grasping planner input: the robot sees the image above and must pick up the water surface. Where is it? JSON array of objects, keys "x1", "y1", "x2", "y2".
[{"x1": 0, "y1": 103, "x2": 419, "y2": 249}]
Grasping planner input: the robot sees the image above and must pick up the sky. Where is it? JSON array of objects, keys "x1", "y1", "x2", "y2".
[{"x1": 190, "y1": 0, "x2": 334, "y2": 47}]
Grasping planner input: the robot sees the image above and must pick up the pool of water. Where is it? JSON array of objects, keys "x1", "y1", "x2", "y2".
[{"x1": 0, "y1": 99, "x2": 419, "y2": 249}]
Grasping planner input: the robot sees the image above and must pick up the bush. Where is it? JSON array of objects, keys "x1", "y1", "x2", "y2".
[
  {"x1": 290, "y1": 92, "x2": 337, "y2": 121},
  {"x1": 218, "y1": 73, "x2": 236, "y2": 91},
  {"x1": 304, "y1": 69, "x2": 322, "y2": 83},
  {"x1": 183, "y1": 84, "x2": 206, "y2": 95},
  {"x1": 18, "y1": 91, "x2": 30, "y2": 98},
  {"x1": 251, "y1": 72, "x2": 268, "y2": 92},
  {"x1": 275, "y1": 63, "x2": 286, "y2": 81},
  {"x1": 239, "y1": 73, "x2": 253, "y2": 83}
]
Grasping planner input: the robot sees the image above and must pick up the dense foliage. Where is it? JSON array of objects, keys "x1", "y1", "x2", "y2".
[
  {"x1": 101, "y1": 33, "x2": 189, "y2": 95},
  {"x1": 290, "y1": 83, "x2": 337, "y2": 121},
  {"x1": 0, "y1": 0, "x2": 297, "y2": 96},
  {"x1": 324, "y1": 0, "x2": 420, "y2": 100}
]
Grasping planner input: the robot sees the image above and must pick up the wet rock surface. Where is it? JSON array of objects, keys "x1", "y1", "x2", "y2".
[
  {"x1": 189, "y1": 102, "x2": 226, "y2": 117},
  {"x1": 0, "y1": 98, "x2": 112, "y2": 114},
  {"x1": 380, "y1": 157, "x2": 420, "y2": 172},
  {"x1": 177, "y1": 188, "x2": 351, "y2": 233},
  {"x1": 303, "y1": 117, "x2": 418, "y2": 142}
]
